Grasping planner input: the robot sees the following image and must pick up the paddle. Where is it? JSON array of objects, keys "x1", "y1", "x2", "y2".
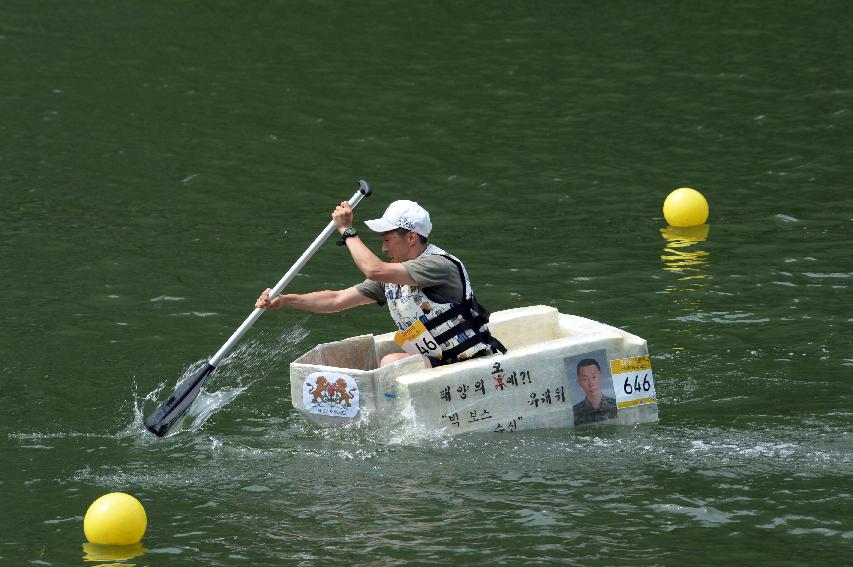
[{"x1": 144, "y1": 180, "x2": 373, "y2": 436}]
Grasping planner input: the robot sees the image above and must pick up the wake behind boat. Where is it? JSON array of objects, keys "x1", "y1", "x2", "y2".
[{"x1": 290, "y1": 305, "x2": 659, "y2": 435}]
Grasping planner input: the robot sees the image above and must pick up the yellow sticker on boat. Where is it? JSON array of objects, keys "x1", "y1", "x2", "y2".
[
  {"x1": 610, "y1": 355, "x2": 651, "y2": 374},
  {"x1": 609, "y1": 356, "x2": 657, "y2": 409}
]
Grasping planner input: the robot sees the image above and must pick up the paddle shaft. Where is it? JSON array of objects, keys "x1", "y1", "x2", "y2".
[
  {"x1": 210, "y1": 184, "x2": 370, "y2": 366},
  {"x1": 144, "y1": 180, "x2": 371, "y2": 437}
]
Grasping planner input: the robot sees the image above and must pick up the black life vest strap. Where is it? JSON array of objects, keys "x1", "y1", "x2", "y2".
[
  {"x1": 423, "y1": 295, "x2": 473, "y2": 329},
  {"x1": 420, "y1": 254, "x2": 507, "y2": 362},
  {"x1": 432, "y1": 317, "x2": 482, "y2": 345},
  {"x1": 471, "y1": 297, "x2": 492, "y2": 321},
  {"x1": 424, "y1": 304, "x2": 462, "y2": 330},
  {"x1": 469, "y1": 296, "x2": 506, "y2": 355},
  {"x1": 431, "y1": 297, "x2": 507, "y2": 359},
  {"x1": 441, "y1": 334, "x2": 487, "y2": 361},
  {"x1": 486, "y1": 333, "x2": 508, "y2": 355}
]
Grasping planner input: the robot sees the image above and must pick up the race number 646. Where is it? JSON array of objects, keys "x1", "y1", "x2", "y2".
[
  {"x1": 610, "y1": 356, "x2": 657, "y2": 408},
  {"x1": 623, "y1": 372, "x2": 652, "y2": 395}
]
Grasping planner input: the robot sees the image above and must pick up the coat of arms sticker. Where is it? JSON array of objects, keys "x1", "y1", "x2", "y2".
[{"x1": 303, "y1": 372, "x2": 360, "y2": 418}]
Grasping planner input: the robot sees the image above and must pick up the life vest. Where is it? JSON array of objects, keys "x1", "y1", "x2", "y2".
[{"x1": 385, "y1": 244, "x2": 506, "y2": 366}]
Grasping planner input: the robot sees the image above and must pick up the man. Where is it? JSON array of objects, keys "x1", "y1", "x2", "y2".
[
  {"x1": 572, "y1": 359, "x2": 617, "y2": 426},
  {"x1": 256, "y1": 199, "x2": 505, "y2": 368}
]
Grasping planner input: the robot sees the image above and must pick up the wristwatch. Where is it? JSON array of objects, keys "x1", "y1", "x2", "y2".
[{"x1": 336, "y1": 227, "x2": 358, "y2": 246}]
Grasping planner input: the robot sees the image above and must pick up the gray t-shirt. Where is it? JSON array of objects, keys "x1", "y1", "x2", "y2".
[{"x1": 355, "y1": 254, "x2": 465, "y2": 306}]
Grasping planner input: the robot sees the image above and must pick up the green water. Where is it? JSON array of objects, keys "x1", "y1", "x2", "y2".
[{"x1": 2, "y1": 1, "x2": 851, "y2": 565}]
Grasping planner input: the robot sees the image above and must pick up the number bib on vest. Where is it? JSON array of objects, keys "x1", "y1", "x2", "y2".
[{"x1": 394, "y1": 319, "x2": 443, "y2": 359}]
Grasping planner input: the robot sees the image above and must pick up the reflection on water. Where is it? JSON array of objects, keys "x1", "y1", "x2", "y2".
[
  {"x1": 82, "y1": 542, "x2": 146, "y2": 563},
  {"x1": 660, "y1": 224, "x2": 710, "y2": 291},
  {"x1": 660, "y1": 225, "x2": 711, "y2": 319}
]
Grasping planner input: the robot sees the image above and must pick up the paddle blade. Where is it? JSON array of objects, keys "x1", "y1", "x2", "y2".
[{"x1": 144, "y1": 362, "x2": 216, "y2": 437}]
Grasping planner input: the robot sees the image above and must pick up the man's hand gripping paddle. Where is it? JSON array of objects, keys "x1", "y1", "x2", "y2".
[{"x1": 144, "y1": 180, "x2": 373, "y2": 437}]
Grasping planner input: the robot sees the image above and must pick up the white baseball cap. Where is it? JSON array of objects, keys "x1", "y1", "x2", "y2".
[{"x1": 364, "y1": 200, "x2": 432, "y2": 237}]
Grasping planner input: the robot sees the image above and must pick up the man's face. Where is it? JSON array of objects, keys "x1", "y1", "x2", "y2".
[
  {"x1": 381, "y1": 231, "x2": 412, "y2": 263},
  {"x1": 577, "y1": 364, "x2": 602, "y2": 398}
]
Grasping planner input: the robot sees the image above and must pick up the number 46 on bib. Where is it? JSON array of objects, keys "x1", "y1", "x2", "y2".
[{"x1": 394, "y1": 319, "x2": 443, "y2": 359}]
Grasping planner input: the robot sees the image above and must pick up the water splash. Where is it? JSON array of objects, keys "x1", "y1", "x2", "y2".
[{"x1": 132, "y1": 323, "x2": 310, "y2": 437}]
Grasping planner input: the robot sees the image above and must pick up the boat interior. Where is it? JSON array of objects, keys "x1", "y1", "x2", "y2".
[{"x1": 291, "y1": 305, "x2": 628, "y2": 372}]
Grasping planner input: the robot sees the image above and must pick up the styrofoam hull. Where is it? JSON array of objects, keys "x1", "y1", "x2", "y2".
[{"x1": 290, "y1": 306, "x2": 659, "y2": 435}]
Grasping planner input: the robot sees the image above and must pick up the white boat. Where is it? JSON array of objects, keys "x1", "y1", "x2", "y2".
[{"x1": 290, "y1": 305, "x2": 659, "y2": 435}]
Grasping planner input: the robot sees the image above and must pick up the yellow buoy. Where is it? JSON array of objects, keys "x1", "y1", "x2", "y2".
[
  {"x1": 83, "y1": 492, "x2": 147, "y2": 545},
  {"x1": 663, "y1": 187, "x2": 709, "y2": 227}
]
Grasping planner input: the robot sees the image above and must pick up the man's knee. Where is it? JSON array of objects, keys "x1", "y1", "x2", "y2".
[
  {"x1": 379, "y1": 352, "x2": 412, "y2": 367},
  {"x1": 379, "y1": 352, "x2": 431, "y2": 368}
]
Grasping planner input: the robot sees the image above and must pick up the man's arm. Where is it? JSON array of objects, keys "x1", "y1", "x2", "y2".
[
  {"x1": 344, "y1": 236, "x2": 417, "y2": 285},
  {"x1": 256, "y1": 286, "x2": 374, "y2": 313},
  {"x1": 333, "y1": 201, "x2": 416, "y2": 286}
]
